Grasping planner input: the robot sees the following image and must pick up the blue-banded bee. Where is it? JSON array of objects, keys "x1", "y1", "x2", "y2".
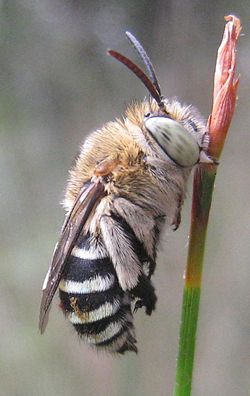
[{"x1": 39, "y1": 32, "x2": 213, "y2": 354}]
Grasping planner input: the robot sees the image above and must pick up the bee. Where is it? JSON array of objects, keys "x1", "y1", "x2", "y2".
[{"x1": 39, "y1": 32, "x2": 213, "y2": 354}]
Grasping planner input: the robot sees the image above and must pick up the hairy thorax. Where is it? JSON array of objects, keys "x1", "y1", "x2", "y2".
[{"x1": 64, "y1": 100, "x2": 191, "y2": 226}]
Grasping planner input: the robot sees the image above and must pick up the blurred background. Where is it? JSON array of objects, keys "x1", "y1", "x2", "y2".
[{"x1": 0, "y1": 1, "x2": 249, "y2": 395}]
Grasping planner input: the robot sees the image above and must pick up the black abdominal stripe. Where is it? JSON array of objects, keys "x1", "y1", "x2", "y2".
[{"x1": 59, "y1": 236, "x2": 137, "y2": 354}]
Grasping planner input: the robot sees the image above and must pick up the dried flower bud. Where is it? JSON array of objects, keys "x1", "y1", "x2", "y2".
[{"x1": 208, "y1": 15, "x2": 241, "y2": 159}]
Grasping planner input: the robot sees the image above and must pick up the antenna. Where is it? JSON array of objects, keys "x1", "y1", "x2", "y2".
[
  {"x1": 125, "y1": 31, "x2": 162, "y2": 99},
  {"x1": 107, "y1": 32, "x2": 165, "y2": 110}
]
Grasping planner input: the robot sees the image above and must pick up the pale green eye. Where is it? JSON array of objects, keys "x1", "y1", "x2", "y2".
[{"x1": 145, "y1": 116, "x2": 200, "y2": 167}]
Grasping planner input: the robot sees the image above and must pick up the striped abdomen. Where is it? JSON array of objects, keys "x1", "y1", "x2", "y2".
[{"x1": 59, "y1": 235, "x2": 137, "y2": 354}]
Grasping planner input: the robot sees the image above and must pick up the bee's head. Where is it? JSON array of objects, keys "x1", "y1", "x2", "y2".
[
  {"x1": 108, "y1": 32, "x2": 213, "y2": 167},
  {"x1": 144, "y1": 104, "x2": 212, "y2": 167}
]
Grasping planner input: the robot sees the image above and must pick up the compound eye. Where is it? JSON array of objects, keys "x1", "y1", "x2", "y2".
[{"x1": 145, "y1": 116, "x2": 200, "y2": 167}]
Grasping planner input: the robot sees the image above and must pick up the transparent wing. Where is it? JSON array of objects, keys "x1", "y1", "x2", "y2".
[{"x1": 39, "y1": 180, "x2": 106, "y2": 333}]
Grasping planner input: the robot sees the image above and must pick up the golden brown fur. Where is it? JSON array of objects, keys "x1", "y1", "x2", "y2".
[
  {"x1": 61, "y1": 98, "x2": 208, "y2": 292},
  {"x1": 63, "y1": 99, "x2": 206, "y2": 218}
]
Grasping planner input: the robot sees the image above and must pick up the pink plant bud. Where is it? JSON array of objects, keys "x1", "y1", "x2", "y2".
[{"x1": 208, "y1": 15, "x2": 241, "y2": 158}]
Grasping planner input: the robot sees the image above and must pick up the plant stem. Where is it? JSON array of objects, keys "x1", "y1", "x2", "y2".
[
  {"x1": 173, "y1": 167, "x2": 216, "y2": 396},
  {"x1": 173, "y1": 15, "x2": 241, "y2": 396}
]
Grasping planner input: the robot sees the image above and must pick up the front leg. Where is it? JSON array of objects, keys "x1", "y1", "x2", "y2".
[{"x1": 172, "y1": 192, "x2": 185, "y2": 231}]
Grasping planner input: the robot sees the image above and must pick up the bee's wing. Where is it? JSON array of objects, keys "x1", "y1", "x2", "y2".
[{"x1": 39, "y1": 180, "x2": 106, "y2": 334}]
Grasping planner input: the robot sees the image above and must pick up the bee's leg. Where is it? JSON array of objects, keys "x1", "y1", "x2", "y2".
[
  {"x1": 172, "y1": 193, "x2": 184, "y2": 231},
  {"x1": 142, "y1": 260, "x2": 156, "y2": 279},
  {"x1": 100, "y1": 212, "x2": 157, "y2": 315},
  {"x1": 100, "y1": 214, "x2": 142, "y2": 292},
  {"x1": 131, "y1": 274, "x2": 157, "y2": 315}
]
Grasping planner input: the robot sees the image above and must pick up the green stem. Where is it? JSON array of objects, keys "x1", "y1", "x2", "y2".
[
  {"x1": 173, "y1": 15, "x2": 240, "y2": 394},
  {"x1": 174, "y1": 286, "x2": 200, "y2": 396},
  {"x1": 173, "y1": 167, "x2": 216, "y2": 396}
]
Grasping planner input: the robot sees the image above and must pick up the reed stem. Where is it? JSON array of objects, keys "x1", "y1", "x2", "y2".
[{"x1": 173, "y1": 15, "x2": 241, "y2": 396}]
